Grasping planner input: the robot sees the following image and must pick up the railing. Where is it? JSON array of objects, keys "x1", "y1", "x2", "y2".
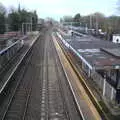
[{"x1": 0, "y1": 40, "x2": 23, "y2": 69}]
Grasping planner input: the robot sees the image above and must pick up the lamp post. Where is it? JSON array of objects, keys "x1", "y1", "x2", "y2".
[
  {"x1": 31, "y1": 16, "x2": 32, "y2": 32},
  {"x1": 22, "y1": 23, "x2": 24, "y2": 35},
  {"x1": 90, "y1": 15, "x2": 92, "y2": 29},
  {"x1": 95, "y1": 15, "x2": 99, "y2": 34}
]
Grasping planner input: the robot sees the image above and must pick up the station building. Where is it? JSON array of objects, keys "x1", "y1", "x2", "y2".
[{"x1": 56, "y1": 31, "x2": 120, "y2": 107}]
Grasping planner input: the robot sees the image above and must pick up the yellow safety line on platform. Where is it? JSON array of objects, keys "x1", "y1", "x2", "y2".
[{"x1": 52, "y1": 34, "x2": 102, "y2": 120}]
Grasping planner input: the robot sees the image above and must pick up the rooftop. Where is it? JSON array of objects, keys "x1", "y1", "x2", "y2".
[{"x1": 62, "y1": 34, "x2": 120, "y2": 70}]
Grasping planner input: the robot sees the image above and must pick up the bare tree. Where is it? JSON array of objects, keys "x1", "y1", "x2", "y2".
[{"x1": 0, "y1": 3, "x2": 6, "y2": 33}]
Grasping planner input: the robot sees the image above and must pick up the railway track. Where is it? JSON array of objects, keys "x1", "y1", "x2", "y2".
[
  {"x1": 25, "y1": 28, "x2": 83, "y2": 119},
  {"x1": 0, "y1": 33, "x2": 40, "y2": 120},
  {"x1": 0, "y1": 27, "x2": 83, "y2": 120},
  {"x1": 37, "y1": 31, "x2": 70, "y2": 119},
  {"x1": 0, "y1": 52, "x2": 33, "y2": 120},
  {"x1": 25, "y1": 28, "x2": 82, "y2": 120},
  {"x1": 49, "y1": 33, "x2": 82, "y2": 120}
]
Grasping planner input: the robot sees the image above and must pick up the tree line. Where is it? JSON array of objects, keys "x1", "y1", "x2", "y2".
[
  {"x1": 61, "y1": 12, "x2": 120, "y2": 35},
  {"x1": 0, "y1": 3, "x2": 38, "y2": 34}
]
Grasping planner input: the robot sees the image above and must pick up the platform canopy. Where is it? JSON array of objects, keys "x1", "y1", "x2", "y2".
[
  {"x1": 77, "y1": 48, "x2": 120, "y2": 70},
  {"x1": 65, "y1": 34, "x2": 120, "y2": 70}
]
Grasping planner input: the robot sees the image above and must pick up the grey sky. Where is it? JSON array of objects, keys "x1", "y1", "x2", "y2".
[{"x1": 1, "y1": 0, "x2": 118, "y2": 20}]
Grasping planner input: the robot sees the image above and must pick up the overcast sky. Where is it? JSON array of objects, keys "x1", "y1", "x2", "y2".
[{"x1": 1, "y1": 0, "x2": 118, "y2": 20}]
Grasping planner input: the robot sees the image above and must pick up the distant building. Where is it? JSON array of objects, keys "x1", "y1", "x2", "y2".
[
  {"x1": 38, "y1": 18, "x2": 44, "y2": 25},
  {"x1": 37, "y1": 18, "x2": 44, "y2": 30}
]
